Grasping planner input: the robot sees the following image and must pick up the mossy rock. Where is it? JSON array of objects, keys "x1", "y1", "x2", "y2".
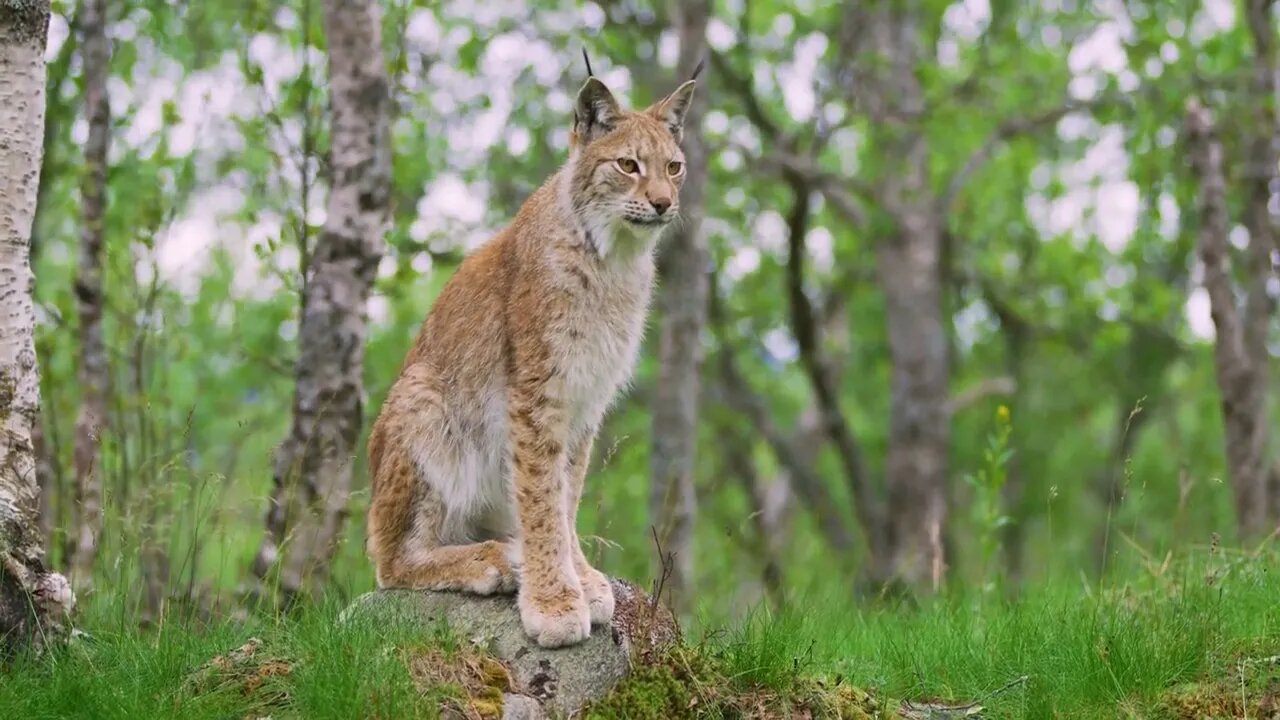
[{"x1": 343, "y1": 577, "x2": 678, "y2": 719}]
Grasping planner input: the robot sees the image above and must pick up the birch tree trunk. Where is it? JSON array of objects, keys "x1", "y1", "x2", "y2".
[
  {"x1": 67, "y1": 0, "x2": 110, "y2": 590},
  {"x1": 251, "y1": 0, "x2": 391, "y2": 604},
  {"x1": 1187, "y1": 97, "x2": 1277, "y2": 540},
  {"x1": 31, "y1": 20, "x2": 77, "y2": 556},
  {"x1": 649, "y1": 0, "x2": 709, "y2": 615},
  {"x1": 0, "y1": 0, "x2": 75, "y2": 654}
]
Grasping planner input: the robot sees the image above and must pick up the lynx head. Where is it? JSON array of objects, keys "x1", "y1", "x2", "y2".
[{"x1": 563, "y1": 74, "x2": 697, "y2": 254}]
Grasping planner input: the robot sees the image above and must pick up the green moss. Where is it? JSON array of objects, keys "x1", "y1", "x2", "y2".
[
  {"x1": 585, "y1": 643, "x2": 893, "y2": 719},
  {"x1": 584, "y1": 662, "x2": 692, "y2": 720},
  {"x1": 1150, "y1": 646, "x2": 1280, "y2": 719},
  {"x1": 797, "y1": 680, "x2": 889, "y2": 719},
  {"x1": 403, "y1": 643, "x2": 513, "y2": 720}
]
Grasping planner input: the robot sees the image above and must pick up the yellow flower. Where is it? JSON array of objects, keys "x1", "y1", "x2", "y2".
[{"x1": 996, "y1": 405, "x2": 1011, "y2": 424}]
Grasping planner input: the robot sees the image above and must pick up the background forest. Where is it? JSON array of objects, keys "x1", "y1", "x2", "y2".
[
  {"x1": 25, "y1": 0, "x2": 1280, "y2": 616},
  {"x1": 2, "y1": 0, "x2": 1280, "y2": 716}
]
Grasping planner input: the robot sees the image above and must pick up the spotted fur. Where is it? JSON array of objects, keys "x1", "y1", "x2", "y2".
[{"x1": 366, "y1": 75, "x2": 697, "y2": 648}]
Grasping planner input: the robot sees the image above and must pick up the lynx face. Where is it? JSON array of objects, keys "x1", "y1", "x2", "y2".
[
  {"x1": 577, "y1": 116, "x2": 686, "y2": 228},
  {"x1": 565, "y1": 77, "x2": 696, "y2": 252}
]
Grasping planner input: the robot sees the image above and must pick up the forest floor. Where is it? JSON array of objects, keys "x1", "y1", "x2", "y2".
[{"x1": 1, "y1": 550, "x2": 1277, "y2": 719}]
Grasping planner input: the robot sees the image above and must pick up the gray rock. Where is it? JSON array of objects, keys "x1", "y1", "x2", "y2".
[
  {"x1": 501, "y1": 693, "x2": 546, "y2": 720},
  {"x1": 343, "y1": 577, "x2": 678, "y2": 719}
]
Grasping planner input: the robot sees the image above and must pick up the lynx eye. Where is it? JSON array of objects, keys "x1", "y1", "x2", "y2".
[
  {"x1": 667, "y1": 161, "x2": 683, "y2": 176},
  {"x1": 615, "y1": 157, "x2": 639, "y2": 174}
]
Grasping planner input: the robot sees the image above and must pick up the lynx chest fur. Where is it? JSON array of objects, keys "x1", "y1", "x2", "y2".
[{"x1": 546, "y1": 248, "x2": 655, "y2": 442}]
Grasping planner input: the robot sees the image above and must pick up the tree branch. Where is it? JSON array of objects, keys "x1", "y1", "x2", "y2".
[
  {"x1": 945, "y1": 377, "x2": 1017, "y2": 416},
  {"x1": 780, "y1": 172, "x2": 886, "y2": 553},
  {"x1": 763, "y1": 150, "x2": 877, "y2": 225},
  {"x1": 939, "y1": 98, "x2": 1102, "y2": 216},
  {"x1": 708, "y1": 272, "x2": 858, "y2": 555},
  {"x1": 712, "y1": 46, "x2": 877, "y2": 227},
  {"x1": 709, "y1": 50, "x2": 784, "y2": 139}
]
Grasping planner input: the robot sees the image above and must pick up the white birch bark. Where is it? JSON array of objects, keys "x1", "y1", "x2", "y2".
[{"x1": 0, "y1": 0, "x2": 74, "y2": 654}]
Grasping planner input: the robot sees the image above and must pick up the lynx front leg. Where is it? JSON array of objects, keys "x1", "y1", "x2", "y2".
[
  {"x1": 566, "y1": 434, "x2": 614, "y2": 625},
  {"x1": 509, "y1": 378, "x2": 591, "y2": 648}
]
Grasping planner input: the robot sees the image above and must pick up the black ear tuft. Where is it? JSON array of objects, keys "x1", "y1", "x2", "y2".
[
  {"x1": 582, "y1": 48, "x2": 594, "y2": 77},
  {"x1": 690, "y1": 58, "x2": 705, "y2": 81}
]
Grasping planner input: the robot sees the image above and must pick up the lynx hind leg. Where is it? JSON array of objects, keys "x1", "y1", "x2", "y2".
[
  {"x1": 382, "y1": 539, "x2": 518, "y2": 596},
  {"x1": 366, "y1": 414, "x2": 516, "y2": 595},
  {"x1": 566, "y1": 435, "x2": 615, "y2": 626}
]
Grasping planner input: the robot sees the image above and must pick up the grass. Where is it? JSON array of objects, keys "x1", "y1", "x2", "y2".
[
  {"x1": 0, "y1": 598, "x2": 442, "y2": 720},
  {"x1": 688, "y1": 547, "x2": 1280, "y2": 718},
  {"x1": 2, "y1": 549, "x2": 1277, "y2": 719}
]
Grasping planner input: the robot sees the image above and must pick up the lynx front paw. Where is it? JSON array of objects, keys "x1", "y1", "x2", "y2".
[
  {"x1": 579, "y1": 567, "x2": 615, "y2": 625},
  {"x1": 518, "y1": 587, "x2": 591, "y2": 648}
]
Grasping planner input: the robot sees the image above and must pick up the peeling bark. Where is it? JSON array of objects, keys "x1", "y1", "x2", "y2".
[
  {"x1": 1186, "y1": 98, "x2": 1275, "y2": 540},
  {"x1": 649, "y1": 0, "x2": 709, "y2": 615},
  {"x1": 251, "y1": 0, "x2": 391, "y2": 604},
  {"x1": 0, "y1": 0, "x2": 76, "y2": 654},
  {"x1": 67, "y1": 0, "x2": 111, "y2": 590}
]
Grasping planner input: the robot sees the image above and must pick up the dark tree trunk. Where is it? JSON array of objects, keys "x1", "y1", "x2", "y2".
[
  {"x1": 876, "y1": 218, "x2": 950, "y2": 589},
  {"x1": 1242, "y1": 0, "x2": 1279, "y2": 532},
  {"x1": 865, "y1": 6, "x2": 951, "y2": 590},
  {"x1": 67, "y1": 0, "x2": 111, "y2": 591},
  {"x1": 649, "y1": 0, "x2": 710, "y2": 615},
  {"x1": 251, "y1": 0, "x2": 392, "y2": 604},
  {"x1": 1186, "y1": 97, "x2": 1276, "y2": 541}
]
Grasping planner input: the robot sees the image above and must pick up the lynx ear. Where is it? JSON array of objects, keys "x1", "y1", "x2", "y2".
[
  {"x1": 648, "y1": 79, "x2": 697, "y2": 142},
  {"x1": 573, "y1": 77, "x2": 622, "y2": 145}
]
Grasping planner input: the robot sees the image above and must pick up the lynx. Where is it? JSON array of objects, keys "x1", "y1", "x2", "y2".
[{"x1": 365, "y1": 71, "x2": 697, "y2": 648}]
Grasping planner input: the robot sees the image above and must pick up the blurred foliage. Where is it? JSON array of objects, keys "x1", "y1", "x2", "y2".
[{"x1": 28, "y1": 0, "x2": 1276, "y2": 618}]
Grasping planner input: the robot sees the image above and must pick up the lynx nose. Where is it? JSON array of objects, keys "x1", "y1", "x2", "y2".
[{"x1": 650, "y1": 198, "x2": 672, "y2": 215}]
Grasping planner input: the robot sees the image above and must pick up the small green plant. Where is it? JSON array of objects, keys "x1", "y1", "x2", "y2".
[{"x1": 965, "y1": 404, "x2": 1014, "y2": 594}]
